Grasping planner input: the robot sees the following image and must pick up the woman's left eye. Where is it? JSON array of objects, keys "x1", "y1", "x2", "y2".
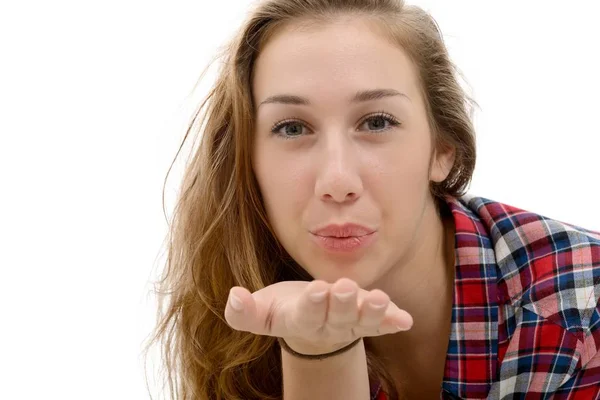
[{"x1": 359, "y1": 113, "x2": 401, "y2": 132}]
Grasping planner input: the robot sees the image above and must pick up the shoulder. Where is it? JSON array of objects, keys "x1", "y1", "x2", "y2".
[
  {"x1": 460, "y1": 195, "x2": 600, "y2": 332},
  {"x1": 448, "y1": 195, "x2": 600, "y2": 396},
  {"x1": 459, "y1": 195, "x2": 600, "y2": 362}
]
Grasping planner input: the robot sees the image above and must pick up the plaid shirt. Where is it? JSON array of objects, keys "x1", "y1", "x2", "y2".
[{"x1": 371, "y1": 195, "x2": 600, "y2": 399}]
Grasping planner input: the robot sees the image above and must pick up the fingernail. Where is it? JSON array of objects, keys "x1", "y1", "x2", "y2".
[
  {"x1": 333, "y1": 290, "x2": 355, "y2": 302},
  {"x1": 229, "y1": 294, "x2": 244, "y2": 311},
  {"x1": 309, "y1": 290, "x2": 328, "y2": 302},
  {"x1": 368, "y1": 302, "x2": 387, "y2": 310},
  {"x1": 397, "y1": 322, "x2": 412, "y2": 331}
]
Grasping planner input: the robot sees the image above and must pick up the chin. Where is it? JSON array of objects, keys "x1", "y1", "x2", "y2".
[{"x1": 303, "y1": 258, "x2": 380, "y2": 287}]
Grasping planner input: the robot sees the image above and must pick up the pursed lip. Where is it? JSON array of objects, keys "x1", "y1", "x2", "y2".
[{"x1": 310, "y1": 223, "x2": 376, "y2": 238}]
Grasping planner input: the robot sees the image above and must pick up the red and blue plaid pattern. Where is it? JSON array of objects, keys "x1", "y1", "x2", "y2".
[{"x1": 372, "y1": 195, "x2": 600, "y2": 399}]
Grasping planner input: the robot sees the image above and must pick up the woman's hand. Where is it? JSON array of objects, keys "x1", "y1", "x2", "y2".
[{"x1": 224, "y1": 278, "x2": 413, "y2": 355}]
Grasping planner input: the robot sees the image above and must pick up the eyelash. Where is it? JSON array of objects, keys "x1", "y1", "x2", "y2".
[{"x1": 270, "y1": 111, "x2": 402, "y2": 139}]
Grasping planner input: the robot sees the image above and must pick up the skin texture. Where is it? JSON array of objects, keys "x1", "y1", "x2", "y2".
[{"x1": 250, "y1": 16, "x2": 456, "y2": 398}]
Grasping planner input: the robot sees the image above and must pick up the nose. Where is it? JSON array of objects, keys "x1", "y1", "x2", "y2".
[{"x1": 314, "y1": 135, "x2": 363, "y2": 204}]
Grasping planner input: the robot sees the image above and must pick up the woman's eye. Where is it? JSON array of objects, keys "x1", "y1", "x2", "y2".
[
  {"x1": 271, "y1": 121, "x2": 307, "y2": 139},
  {"x1": 359, "y1": 114, "x2": 401, "y2": 132}
]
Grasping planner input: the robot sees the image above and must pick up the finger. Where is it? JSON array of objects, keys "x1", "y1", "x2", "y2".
[
  {"x1": 382, "y1": 303, "x2": 413, "y2": 331},
  {"x1": 355, "y1": 292, "x2": 413, "y2": 337},
  {"x1": 357, "y1": 289, "x2": 390, "y2": 329},
  {"x1": 327, "y1": 278, "x2": 359, "y2": 330},
  {"x1": 224, "y1": 286, "x2": 260, "y2": 333},
  {"x1": 379, "y1": 302, "x2": 413, "y2": 334},
  {"x1": 289, "y1": 280, "x2": 330, "y2": 335}
]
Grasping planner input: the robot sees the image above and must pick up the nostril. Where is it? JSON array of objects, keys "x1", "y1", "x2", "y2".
[
  {"x1": 319, "y1": 190, "x2": 360, "y2": 203},
  {"x1": 346, "y1": 192, "x2": 358, "y2": 200}
]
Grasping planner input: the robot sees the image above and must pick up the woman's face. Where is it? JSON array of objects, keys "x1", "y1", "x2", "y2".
[{"x1": 252, "y1": 17, "x2": 453, "y2": 287}]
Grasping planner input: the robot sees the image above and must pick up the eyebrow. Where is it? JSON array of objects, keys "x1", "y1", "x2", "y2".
[{"x1": 258, "y1": 88, "x2": 411, "y2": 108}]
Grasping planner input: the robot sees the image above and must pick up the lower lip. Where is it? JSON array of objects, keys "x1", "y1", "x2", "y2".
[{"x1": 310, "y1": 232, "x2": 377, "y2": 253}]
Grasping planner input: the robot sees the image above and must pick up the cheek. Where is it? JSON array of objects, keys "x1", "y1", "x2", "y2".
[
  {"x1": 363, "y1": 139, "x2": 431, "y2": 239},
  {"x1": 365, "y1": 139, "x2": 431, "y2": 196},
  {"x1": 254, "y1": 146, "x2": 312, "y2": 224}
]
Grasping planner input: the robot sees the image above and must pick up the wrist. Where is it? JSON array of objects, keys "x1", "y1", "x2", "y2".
[{"x1": 279, "y1": 337, "x2": 363, "y2": 359}]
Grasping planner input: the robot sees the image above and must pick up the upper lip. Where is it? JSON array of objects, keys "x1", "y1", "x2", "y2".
[{"x1": 311, "y1": 223, "x2": 376, "y2": 238}]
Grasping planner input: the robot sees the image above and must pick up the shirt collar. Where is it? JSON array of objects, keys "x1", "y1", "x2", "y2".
[{"x1": 442, "y1": 195, "x2": 499, "y2": 398}]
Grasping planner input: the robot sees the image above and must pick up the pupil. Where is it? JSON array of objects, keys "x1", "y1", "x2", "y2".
[
  {"x1": 369, "y1": 117, "x2": 385, "y2": 130},
  {"x1": 286, "y1": 123, "x2": 302, "y2": 136}
]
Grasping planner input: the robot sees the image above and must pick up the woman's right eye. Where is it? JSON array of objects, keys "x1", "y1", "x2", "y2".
[{"x1": 271, "y1": 120, "x2": 309, "y2": 139}]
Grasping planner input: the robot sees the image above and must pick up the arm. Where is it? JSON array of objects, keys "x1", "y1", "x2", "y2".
[{"x1": 224, "y1": 279, "x2": 410, "y2": 399}]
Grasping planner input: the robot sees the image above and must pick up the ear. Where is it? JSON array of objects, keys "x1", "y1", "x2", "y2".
[{"x1": 430, "y1": 144, "x2": 455, "y2": 183}]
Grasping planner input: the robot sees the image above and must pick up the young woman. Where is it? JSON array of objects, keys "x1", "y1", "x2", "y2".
[{"x1": 148, "y1": 0, "x2": 600, "y2": 398}]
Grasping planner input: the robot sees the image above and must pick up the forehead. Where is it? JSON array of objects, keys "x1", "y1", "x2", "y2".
[{"x1": 252, "y1": 17, "x2": 422, "y2": 105}]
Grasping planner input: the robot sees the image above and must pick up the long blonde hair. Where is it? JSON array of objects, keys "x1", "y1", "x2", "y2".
[{"x1": 145, "y1": 0, "x2": 477, "y2": 398}]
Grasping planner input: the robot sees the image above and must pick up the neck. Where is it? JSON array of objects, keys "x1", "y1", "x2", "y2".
[
  {"x1": 370, "y1": 195, "x2": 455, "y2": 320},
  {"x1": 366, "y1": 196, "x2": 456, "y2": 394}
]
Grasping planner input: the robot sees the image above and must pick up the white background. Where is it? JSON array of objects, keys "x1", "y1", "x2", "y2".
[{"x1": 1, "y1": 0, "x2": 598, "y2": 399}]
